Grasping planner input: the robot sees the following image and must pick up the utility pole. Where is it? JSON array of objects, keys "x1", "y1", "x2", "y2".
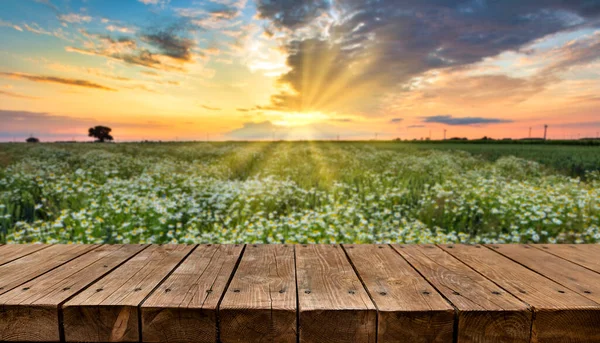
[
  {"x1": 543, "y1": 124, "x2": 548, "y2": 141},
  {"x1": 375, "y1": 133, "x2": 378, "y2": 140},
  {"x1": 206, "y1": 133, "x2": 209, "y2": 142},
  {"x1": 443, "y1": 129, "x2": 447, "y2": 140},
  {"x1": 529, "y1": 127, "x2": 532, "y2": 138}
]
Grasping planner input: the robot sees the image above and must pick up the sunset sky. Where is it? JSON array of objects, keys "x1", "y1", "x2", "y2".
[{"x1": 1, "y1": 0, "x2": 599, "y2": 141}]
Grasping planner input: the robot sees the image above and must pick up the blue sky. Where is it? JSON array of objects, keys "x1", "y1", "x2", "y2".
[{"x1": 1, "y1": 0, "x2": 599, "y2": 141}]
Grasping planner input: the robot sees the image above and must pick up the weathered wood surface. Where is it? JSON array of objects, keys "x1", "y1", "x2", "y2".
[
  {"x1": 441, "y1": 244, "x2": 600, "y2": 342},
  {"x1": 492, "y1": 244, "x2": 600, "y2": 303},
  {"x1": 0, "y1": 244, "x2": 146, "y2": 342},
  {"x1": 140, "y1": 244, "x2": 243, "y2": 343},
  {"x1": 1, "y1": 244, "x2": 600, "y2": 342},
  {"x1": 534, "y1": 244, "x2": 600, "y2": 273},
  {"x1": 0, "y1": 244, "x2": 48, "y2": 266},
  {"x1": 220, "y1": 244, "x2": 297, "y2": 343},
  {"x1": 296, "y1": 244, "x2": 376, "y2": 343},
  {"x1": 63, "y1": 244, "x2": 194, "y2": 342},
  {"x1": 344, "y1": 244, "x2": 454, "y2": 342},
  {"x1": 394, "y1": 244, "x2": 531, "y2": 343},
  {"x1": 0, "y1": 244, "x2": 98, "y2": 295}
]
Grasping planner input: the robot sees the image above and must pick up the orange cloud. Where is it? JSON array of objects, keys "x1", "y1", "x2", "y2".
[{"x1": 0, "y1": 72, "x2": 117, "y2": 91}]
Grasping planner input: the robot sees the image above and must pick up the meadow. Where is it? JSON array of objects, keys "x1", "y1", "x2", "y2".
[{"x1": 0, "y1": 141, "x2": 598, "y2": 245}]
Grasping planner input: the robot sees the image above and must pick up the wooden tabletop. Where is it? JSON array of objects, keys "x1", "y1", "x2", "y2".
[{"x1": 0, "y1": 243, "x2": 600, "y2": 342}]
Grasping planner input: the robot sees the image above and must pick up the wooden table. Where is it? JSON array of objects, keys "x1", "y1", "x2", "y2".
[{"x1": 0, "y1": 243, "x2": 599, "y2": 342}]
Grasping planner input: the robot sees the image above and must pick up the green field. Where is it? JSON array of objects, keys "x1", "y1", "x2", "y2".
[{"x1": 1, "y1": 141, "x2": 599, "y2": 244}]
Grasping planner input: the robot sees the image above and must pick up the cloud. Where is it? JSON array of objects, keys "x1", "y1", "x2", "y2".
[
  {"x1": 390, "y1": 118, "x2": 403, "y2": 123},
  {"x1": 257, "y1": 0, "x2": 600, "y2": 114},
  {"x1": 106, "y1": 24, "x2": 135, "y2": 34},
  {"x1": 138, "y1": 0, "x2": 169, "y2": 5},
  {"x1": 422, "y1": 115, "x2": 513, "y2": 126},
  {"x1": 141, "y1": 28, "x2": 195, "y2": 62},
  {"x1": 224, "y1": 120, "x2": 370, "y2": 140},
  {"x1": 0, "y1": 90, "x2": 39, "y2": 99},
  {"x1": 408, "y1": 125, "x2": 426, "y2": 128},
  {"x1": 34, "y1": 0, "x2": 59, "y2": 13},
  {"x1": 0, "y1": 72, "x2": 116, "y2": 91},
  {"x1": 66, "y1": 25, "x2": 201, "y2": 72},
  {"x1": 201, "y1": 105, "x2": 221, "y2": 111},
  {"x1": 0, "y1": 20, "x2": 23, "y2": 32},
  {"x1": 22, "y1": 23, "x2": 51, "y2": 35},
  {"x1": 66, "y1": 34, "x2": 184, "y2": 72},
  {"x1": 256, "y1": 0, "x2": 329, "y2": 29},
  {"x1": 176, "y1": 3, "x2": 243, "y2": 30},
  {"x1": 58, "y1": 13, "x2": 92, "y2": 23}
]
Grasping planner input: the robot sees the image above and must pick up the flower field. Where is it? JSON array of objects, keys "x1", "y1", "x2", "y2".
[{"x1": 1, "y1": 142, "x2": 599, "y2": 244}]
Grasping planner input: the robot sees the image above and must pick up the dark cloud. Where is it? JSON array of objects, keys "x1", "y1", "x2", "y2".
[
  {"x1": 0, "y1": 72, "x2": 117, "y2": 91},
  {"x1": 66, "y1": 34, "x2": 177, "y2": 71},
  {"x1": 422, "y1": 115, "x2": 513, "y2": 126},
  {"x1": 236, "y1": 108, "x2": 251, "y2": 112},
  {"x1": 256, "y1": 0, "x2": 329, "y2": 29},
  {"x1": 258, "y1": 0, "x2": 600, "y2": 113},
  {"x1": 141, "y1": 27, "x2": 195, "y2": 62},
  {"x1": 390, "y1": 118, "x2": 403, "y2": 123},
  {"x1": 67, "y1": 27, "x2": 197, "y2": 72}
]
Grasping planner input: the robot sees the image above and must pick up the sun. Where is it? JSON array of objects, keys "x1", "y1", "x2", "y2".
[{"x1": 273, "y1": 111, "x2": 330, "y2": 127}]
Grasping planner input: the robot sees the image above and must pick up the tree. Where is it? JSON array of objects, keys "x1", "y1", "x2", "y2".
[
  {"x1": 88, "y1": 126, "x2": 114, "y2": 142},
  {"x1": 26, "y1": 137, "x2": 40, "y2": 143}
]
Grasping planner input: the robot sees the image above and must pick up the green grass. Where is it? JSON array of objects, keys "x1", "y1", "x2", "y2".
[{"x1": 0, "y1": 141, "x2": 598, "y2": 244}]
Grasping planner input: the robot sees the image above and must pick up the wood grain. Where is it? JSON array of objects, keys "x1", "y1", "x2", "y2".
[
  {"x1": 0, "y1": 244, "x2": 49, "y2": 266},
  {"x1": 344, "y1": 244, "x2": 454, "y2": 342},
  {"x1": 296, "y1": 244, "x2": 376, "y2": 343},
  {"x1": 442, "y1": 244, "x2": 600, "y2": 343},
  {"x1": 0, "y1": 244, "x2": 98, "y2": 295},
  {"x1": 140, "y1": 244, "x2": 244, "y2": 343},
  {"x1": 220, "y1": 244, "x2": 297, "y2": 343},
  {"x1": 492, "y1": 244, "x2": 600, "y2": 304},
  {"x1": 62, "y1": 244, "x2": 195, "y2": 342},
  {"x1": 393, "y1": 244, "x2": 531, "y2": 343},
  {"x1": 532, "y1": 244, "x2": 600, "y2": 273},
  {"x1": 0, "y1": 244, "x2": 146, "y2": 342}
]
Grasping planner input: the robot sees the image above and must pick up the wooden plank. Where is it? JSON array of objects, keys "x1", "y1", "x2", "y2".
[
  {"x1": 62, "y1": 244, "x2": 195, "y2": 342},
  {"x1": 492, "y1": 244, "x2": 600, "y2": 303},
  {"x1": 344, "y1": 244, "x2": 454, "y2": 342},
  {"x1": 0, "y1": 244, "x2": 146, "y2": 342},
  {"x1": 392, "y1": 244, "x2": 531, "y2": 343},
  {"x1": 533, "y1": 244, "x2": 600, "y2": 272},
  {"x1": 141, "y1": 244, "x2": 244, "y2": 343},
  {"x1": 0, "y1": 244, "x2": 49, "y2": 266},
  {"x1": 0, "y1": 244, "x2": 98, "y2": 295},
  {"x1": 296, "y1": 244, "x2": 376, "y2": 343},
  {"x1": 441, "y1": 244, "x2": 600, "y2": 342},
  {"x1": 220, "y1": 244, "x2": 296, "y2": 343}
]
